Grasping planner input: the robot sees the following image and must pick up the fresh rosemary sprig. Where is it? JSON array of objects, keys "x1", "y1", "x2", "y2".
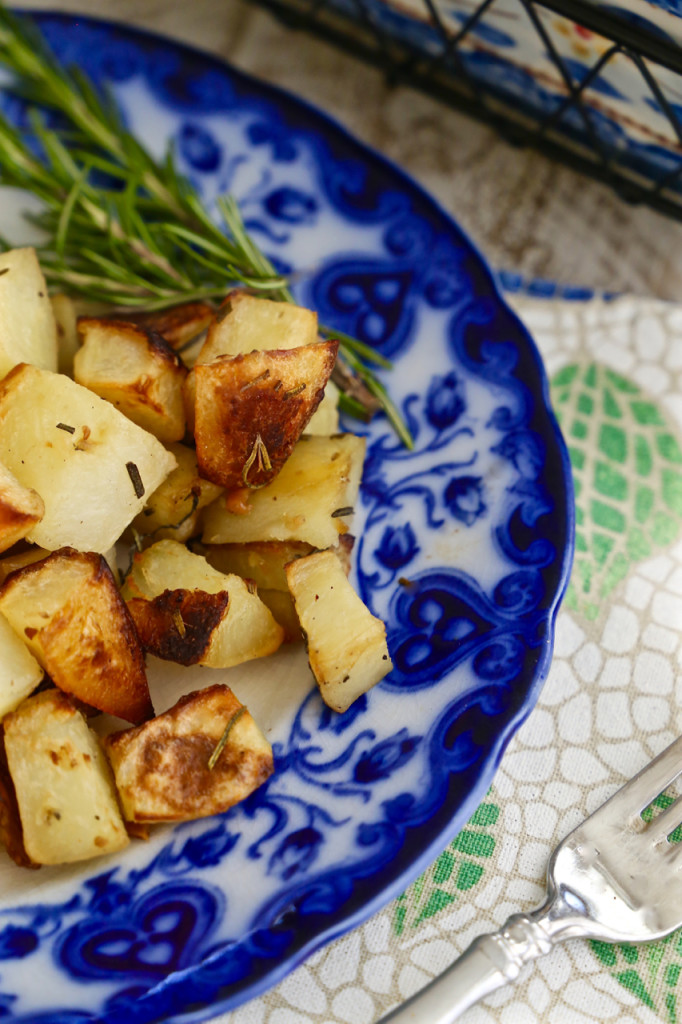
[{"x1": 0, "y1": 6, "x2": 413, "y2": 448}]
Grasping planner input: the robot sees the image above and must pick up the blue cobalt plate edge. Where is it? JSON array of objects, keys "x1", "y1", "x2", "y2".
[{"x1": 0, "y1": 12, "x2": 574, "y2": 1024}]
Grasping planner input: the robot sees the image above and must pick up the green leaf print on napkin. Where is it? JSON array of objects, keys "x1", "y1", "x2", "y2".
[
  {"x1": 591, "y1": 935, "x2": 682, "y2": 1023},
  {"x1": 551, "y1": 362, "x2": 682, "y2": 621},
  {"x1": 393, "y1": 800, "x2": 499, "y2": 933},
  {"x1": 551, "y1": 362, "x2": 682, "y2": 1017}
]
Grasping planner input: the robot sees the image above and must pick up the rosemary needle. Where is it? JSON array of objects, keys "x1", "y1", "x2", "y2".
[
  {"x1": 208, "y1": 707, "x2": 247, "y2": 771},
  {"x1": 0, "y1": 6, "x2": 414, "y2": 447}
]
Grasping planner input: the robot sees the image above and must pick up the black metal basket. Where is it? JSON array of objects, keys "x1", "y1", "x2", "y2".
[{"x1": 251, "y1": 0, "x2": 682, "y2": 220}]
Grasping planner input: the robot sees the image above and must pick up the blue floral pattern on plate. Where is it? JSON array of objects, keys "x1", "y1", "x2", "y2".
[{"x1": 0, "y1": 14, "x2": 573, "y2": 1024}]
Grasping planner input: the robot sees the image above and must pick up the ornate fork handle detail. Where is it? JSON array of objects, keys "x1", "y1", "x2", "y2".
[
  {"x1": 379, "y1": 906, "x2": 559, "y2": 1024},
  {"x1": 481, "y1": 910, "x2": 555, "y2": 978},
  {"x1": 379, "y1": 733, "x2": 682, "y2": 1023}
]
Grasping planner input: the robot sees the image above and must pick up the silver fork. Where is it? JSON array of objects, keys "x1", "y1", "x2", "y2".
[{"x1": 378, "y1": 733, "x2": 682, "y2": 1023}]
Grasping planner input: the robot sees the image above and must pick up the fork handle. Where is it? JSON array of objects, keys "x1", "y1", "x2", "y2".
[{"x1": 378, "y1": 910, "x2": 555, "y2": 1024}]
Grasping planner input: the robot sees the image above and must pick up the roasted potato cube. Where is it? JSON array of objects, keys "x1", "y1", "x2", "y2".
[
  {"x1": 202, "y1": 434, "x2": 365, "y2": 549},
  {"x1": 203, "y1": 540, "x2": 315, "y2": 591},
  {"x1": 0, "y1": 364, "x2": 176, "y2": 552},
  {"x1": 130, "y1": 300, "x2": 214, "y2": 362},
  {"x1": 0, "y1": 546, "x2": 49, "y2": 585},
  {"x1": 198, "y1": 291, "x2": 318, "y2": 363},
  {"x1": 4, "y1": 689, "x2": 129, "y2": 865},
  {"x1": 74, "y1": 318, "x2": 188, "y2": 443},
  {"x1": 51, "y1": 293, "x2": 80, "y2": 377},
  {"x1": 0, "y1": 612, "x2": 43, "y2": 720},
  {"x1": 0, "y1": 247, "x2": 58, "y2": 376},
  {"x1": 286, "y1": 549, "x2": 392, "y2": 712},
  {"x1": 257, "y1": 588, "x2": 301, "y2": 642},
  {"x1": 0, "y1": 549, "x2": 152, "y2": 723},
  {"x1": 103, "y1": 683, "x2": 273, "y2": 823},
  {"x1": 305, "y1": 380, "x2": 339, "y2": 435},
  {"x1": 0, "y1": 462, "x2": 44, "y2": 554},
  {"x1": 131, "y1": 442, "x2": 223, "y2": 543},
  {"x1": 202, "y1": 539, "x2": 351, "y2": 644},
  {"x1": 0, "y1": 739, "x2": 36, "y2": 868},
  {"x1": 203, "y1": 536, "x2": 354, "y2": 592},
  {"x1": 193, "y1": 339, "x2": 338, "y2": 489},
  {"x1": 183, "y1": 294, "x2": 321, "y2": 436},
  {"x1": 122, "y1": 539, "x2": 284, "y2": 667}
]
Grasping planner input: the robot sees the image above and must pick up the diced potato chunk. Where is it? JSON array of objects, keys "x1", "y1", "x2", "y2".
[
  {"x1": 202, "y1": 434, "x2": 365, "y2": 549},
  {"x1": 0, "y1": 547, "x2": 49, "y2": 585},
  {"x1": 131, "y1": 442, "x2": 223, "y2": 543},
  {"x1": 0, "y1": 247, "x2": 58, "y2": 376},
  {"x1": 103, "y1": 683, "x2": 273, "y2": 823},
  {"x1": 198, "y1": 291, "x2": 318, "y2": 363},
  {"x1": 193, "y1": 339, "x2": 338, "y2": 489},
  {"x1": 203, "y1": 536, "x2": 354, "y2": 592},
  {"x1": 131, "y1": 300, "x2": 214, "y2": 358},
  {"x1": 0, "y1": 746, "x2": 35, "y2": 868},
  {"x1": 286, "y1": 549, "x2": 392, "y2": 712},
  {"x1": 51, "y1": 293, "x2": 80, "y2": 377},
  {"x1": 305, "y1": 380, "x2": 339, "y2": 435},
  {"x1": 183, "y1": 293, "x2": 324, "y2": 438},
  {"x1": 0, "y1": 549, "x2": 152, "y2": 723},
  {"x1": 0, "y1": 364, "x2": 176, "y2": 552},
  {"x1": 203, "y1": 540, "x2": 314, "y2": 591},
  {"x1": 0, "y1": 461, "x2": 44, "y2": 554},
  {"x1": 0, "y1": 612, "x2": 43, "y2": 719},
  {"x1": 4, "y1": 689, "x2": 129, "y2": 865},
  {"x1": 74, "y1": 318, "x2": 187, "y2": 443},
  {"x1": 122, "y1": 539, "x2": 284, "y2": 667},
  {"x1": 257, "y1": 588, "x2": 301, "y2": 642}
]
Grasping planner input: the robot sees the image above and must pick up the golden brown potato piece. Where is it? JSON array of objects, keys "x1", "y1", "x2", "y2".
[
  {"x1": 203, "y1": 539, "x2": 353, "y2": 643},
  {"x1": 305, "y1": 379, "x2": 339, "y2": 435},
  {"x1": 203, "y1": 535, "x2": 354, "y2": 592},
  {"x1": 202, "y1": 434, "x2": 365, "y2": 549},
  {"x1": 199, "y1": 291, "x2": 318, "y2": 362},
  {"x1": 130, "y1": 300, "x2": 215, "y2": 359},
  {"x1": 74, "y1": 318, "x2": 188, "y2": 443},
  {"x1": 183, "y1": 294, "x2": 322, "y2": 435},
  {"x1": 5, "y1": 689, "x2": 129, "y2": 865},
  {"x1": 0, "y1": 247, "x2": 58, "y2": 377},
  {"x1": 103, "y1": 683, "x2": 273, "y2": 823},
  {"x1": 0, "y1": 363, "x2": 177, "y2": 553},
  {"x1": 0, "y1": 612, "x2": 44, "y2": 720},
  {"x1": 50, "y1": 293, "x2": 80, "y2": 377},
  {"x1": 0, "y1": 736, "x2": 36, "y2": 869},
  {"x1": 203, "y1": 540, "x2": 315, "y2": 591},
  {"x1": 257, "y1": 588, "x2": 301, "y2": 642},
  {"x1": 193, "y1": 339, "x2": 338, "y2": 490},
  {"x1": 0, "y1": 462, "x2": 44, "y2": 554},
  {"x1": 122, "y1": 538, "x2": 283, "y2": 667},
  {"x1": 0, "y1": 548, "x2": 152, "y2": 724},
  {"x1": 286, "y1": 549, "x2": 392, "y2": 713},
  {"x1": 0, "y1": 546, "x2": 49, "y2": 585},
  {"x1": 130, "y1": 442, "x2": 223, "y2": 543}
]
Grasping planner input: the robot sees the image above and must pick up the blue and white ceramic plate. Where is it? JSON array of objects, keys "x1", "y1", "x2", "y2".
[{"x1": 0, "y1": 14, "x2": 573, "y2": 1023}]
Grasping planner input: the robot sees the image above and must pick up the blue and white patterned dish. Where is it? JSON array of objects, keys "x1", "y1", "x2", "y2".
[{"x1": 0, "y1": 14, "x2": 573, "y2": 1023}]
